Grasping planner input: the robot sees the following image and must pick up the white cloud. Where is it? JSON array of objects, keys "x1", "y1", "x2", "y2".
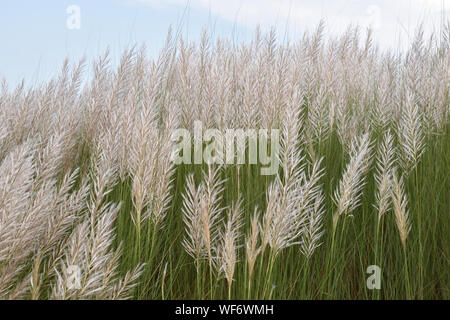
[{"x1": 134, "y1": 0, "x2": 449, "y2": 50}]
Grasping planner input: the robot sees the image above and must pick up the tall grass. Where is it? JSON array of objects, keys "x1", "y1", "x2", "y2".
[{"x1": 0, "y1": 22, "x2": 448, "y2": 299}]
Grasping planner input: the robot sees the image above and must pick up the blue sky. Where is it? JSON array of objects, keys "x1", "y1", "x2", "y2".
[{"x1": 0, "y1": 0, "x2": 448, "y2": 86}]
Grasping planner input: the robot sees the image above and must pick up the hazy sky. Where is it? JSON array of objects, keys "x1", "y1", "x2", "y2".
[{"x1": 0, "y1": 0, "x2": 448, "y2": 86}]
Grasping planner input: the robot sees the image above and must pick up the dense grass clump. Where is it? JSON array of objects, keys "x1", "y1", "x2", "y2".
[{"x1": 0, "y1": 23, "x2": 448, "y2": 299}]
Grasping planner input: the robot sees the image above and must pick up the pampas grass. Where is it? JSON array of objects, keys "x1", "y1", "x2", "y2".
[
  {"x1": 332, "y1": 133, "x2": 373, "y2": 232},
  {"x1": 0, "y1": 21, "x2": 448, "y2": 300}
]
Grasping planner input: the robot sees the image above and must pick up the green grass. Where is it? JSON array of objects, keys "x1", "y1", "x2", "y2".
[{"x1": 99, "y1": 124, "x2": 450, "y2": 300}]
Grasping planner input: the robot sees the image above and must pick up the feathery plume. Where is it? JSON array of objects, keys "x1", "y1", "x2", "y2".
[
  {"x1": 300, "y1": 191, "x2": 325, "y2": 259},
  {"x1": 374, "y1": 130, "x2": 396, "y2": 222},
  {"x1": 246, "y1": 208, "x2": 262, "y2": 279},
  {"x1": 398, "y1": 92, "x2": 425, "y2": 174},
  {"x1": 391, "y1": 169, "x2": 411, "y2": 249},
  {"x1": 182, "y1": 166, "x2": 225, "y2": 266},
  {"x1": 333, "y1": 133, "x2": 373, "y2": 231},
  {"x1": 219, "y1": 198, "x2": 243, "y2": 289}
]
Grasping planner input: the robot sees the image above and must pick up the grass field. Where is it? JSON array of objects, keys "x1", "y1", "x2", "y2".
[{"x1": 0, "y1": 23, "x2": 448, "y2": 300}]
